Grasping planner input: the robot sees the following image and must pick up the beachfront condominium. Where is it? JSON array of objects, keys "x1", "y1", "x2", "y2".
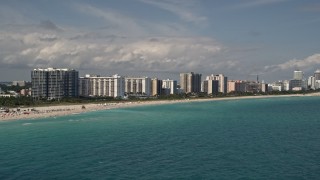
[
  {"x1": 125, "y1": 77, "x2": 151, "y2": 96},
  {"x1": 206, "y1": 74, "x2": 228, "y2": 93},
  {"x1": 202, "y1": 80, "x2": 219, "y2": 95},
  {"x1": 180, "y1": 72, "x2": 202, "y2": 93},
  {"x1": 290, "y1": 70, "x2": 305, "y2": 91},
  {"x1": 162, "y1": 79, "x2": 177, "y2": 95},
  {"x1": 314, "y1": 69, "x2": 320, "y2": 80},
  {"x1": 151, "y1": 78, "x2": 162, "y2": 96},
  {"x1": 31, "y1": 68, "x2": 79, "y2": 100},
  {"x1": 308, "y1": 76, "x2": 316, "y2": 90},
  {"x1": 79, "y1": 74, "x2": 125, "y2": 98},
  {"x1": 293, "y1": 70, "x2": 303, "y2": 80},
  {"x1": 227, "y1": 80, "x2": 246, "y2": 93}
]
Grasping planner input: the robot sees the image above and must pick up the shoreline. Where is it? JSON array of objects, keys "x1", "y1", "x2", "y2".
[{"x1": 1, "y1": 93, "x2": 320, "y2": 122}]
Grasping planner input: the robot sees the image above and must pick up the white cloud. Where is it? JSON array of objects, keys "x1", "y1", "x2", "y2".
[
  {"x1": 264, "y1": 54, "x2": 320, "y2": 71},
  {"x1": 0, "y1": 27, "x2": 228, "y2": 74}
]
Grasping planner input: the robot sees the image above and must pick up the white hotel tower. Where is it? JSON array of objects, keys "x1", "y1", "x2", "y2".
[
  {"x1": 79, "y1": 74, "x2": 125, "y2": 98},
  {"x1": 125, "y1": 77, "x2": 151, "y2": 96}
]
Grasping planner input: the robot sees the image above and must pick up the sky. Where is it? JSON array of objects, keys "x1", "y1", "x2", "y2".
[{"x1": 1, "y1": 0, "x2": 320, "y2": 82}]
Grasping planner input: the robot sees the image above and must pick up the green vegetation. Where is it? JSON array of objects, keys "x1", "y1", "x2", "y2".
[
  {"x1": 0, "y1": 84, "x2": 31, "y2": 93},
  {"x1": 1, "y1": 89, "x2": 319, "y2": 108}
]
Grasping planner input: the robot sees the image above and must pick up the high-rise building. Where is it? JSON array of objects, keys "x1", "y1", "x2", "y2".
[
  {"x1": 151, "y1": 78, "x2": 162, "y2": 96},
  {"x1": 79, "y1": 74, "x2": 125, "y2": 98},
  {"x1": 206, "y1": 74, "x2": 227, "y2": 93},
  {"x1": 289, "y1": 79, "x2": 303, "y2": 91},
  {"x1": 31, "y1": 68, "x2": 79, "y2": 100},
  {"x1": 314, "y1": 69, "x2": 320, "y2": 80},
  {"x1": 282, "y1": 80, "x2": 290, "y2": 91},
  {"x1": 293, "y1": 70, "x2": 303, "y2": 80},
  {"x1": 227, "y1": 80, "x2": 246, "y2": 93},
  {"x1": 203, "y1": 80, "x2": 219, "y2": 95},
  {"x1": 179, "y1": 72, "x2": 201, "y2": 93},
  {"x1": 125, "y1": 77, "x2": 151, "y2": 96},
  {"x1": 162, "y1": 79, "x2": 177, "y2": 95},
  {"x1": 308, "y1": 76, "x2": 315, "y2": 90}
]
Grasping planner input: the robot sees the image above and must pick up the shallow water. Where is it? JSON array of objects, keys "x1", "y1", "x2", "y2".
[{"x1": 0, "y1": 96, "x2": 319, "y2": 179}]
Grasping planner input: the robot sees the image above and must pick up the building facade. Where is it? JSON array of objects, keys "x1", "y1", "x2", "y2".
[
  {"x1": 162, "y1": 79, "x2": 177, "y2": 95},
  {"x1": 151, "y1": 78, "x2": 162, "y2": 96},
  {"x1": 206, "y1": 74, "x2": 227, "y2": 93},
  {"x1": 31, "y1": 68, "x2": 79, "y2": 100},
  {"x1": 125, "y1": 77, "x2": 151, "y2": 96},
  {"x1": 293, "y1": 70, "x2": 303, "y2": 80},
  {"x1": 203, "y1": 80, "x2": 219, "y2": 95},
  {"x1": 79, "y1": 74, "x2": 125, "y2": 98},
  {"x1": 227, "y1": 80, "x2": 246, "y2": 93},
  {"x1": 180, "y1": 72, "x2": 202, "y2": 93}
]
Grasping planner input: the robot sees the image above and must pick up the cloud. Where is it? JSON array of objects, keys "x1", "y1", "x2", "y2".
[
  {"x1": 139, "y1": 0, "x2": 207, "y2": 24},
  {"x1": 0, "y1": 25, "x2": 228, "y2": 74},
  {"x1": 264, "y1": 54, "x2": 320, "y2": 72}
]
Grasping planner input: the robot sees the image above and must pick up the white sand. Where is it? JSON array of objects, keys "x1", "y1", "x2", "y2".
[{"x1": 1, "y1": 92, "x2": 319, "y2": 122}]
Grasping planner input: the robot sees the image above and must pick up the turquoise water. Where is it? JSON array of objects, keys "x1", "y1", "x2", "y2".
[{"x1": 0, "y1": 96, "x2": 320, "y2": 179}]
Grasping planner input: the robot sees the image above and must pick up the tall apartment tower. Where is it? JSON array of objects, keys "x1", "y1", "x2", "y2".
[
  {"x1": 293, "y1": 70, "x2": 303, "y2": 80},
  {"x1": 203, "y1": 80, "x2": 219, "y2": 95},
  {"x1": 314, "y1": 69, "x2": 320, "y2": 80},
  {"x1": 162, "y1": 79, "x2": 177, "y2": 95},
  {"x1": 79, "y1": 74, "x2": 125, "y2": 98},
  {"x1": 31, "y1": 68, "x2": 79, "y2": 100},
  {"x1": 179, "y1": 72, "x2": 201, "y2": 93},
  {"x1": 151, "y1": 78, "x2": 162, "y2": 96},
  {"x1": 206, "y1": 74, "x2": 228, "y2": 93}
]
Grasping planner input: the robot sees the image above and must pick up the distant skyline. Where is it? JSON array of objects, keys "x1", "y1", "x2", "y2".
[{"x1": 1, "y1": 0, "x2": 320, "y2": 82}]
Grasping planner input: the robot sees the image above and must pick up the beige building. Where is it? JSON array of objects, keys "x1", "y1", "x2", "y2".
[
  {"x1": 151, "y1": 78, "x2": 162, "y2": 96},
  {"x1": 206, "y1": 74, "x2": 228, "y2": 93},
  {"x1": 227, "y1": 80, "x2": 246, "y2": 93},
  {"x1": 180, "y1": 72, "x2": 201, "y2": 93}
]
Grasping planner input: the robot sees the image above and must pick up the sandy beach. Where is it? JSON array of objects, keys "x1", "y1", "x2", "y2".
[{"x1": 1, "y1": 93, "x2": 319, "y2": 122}]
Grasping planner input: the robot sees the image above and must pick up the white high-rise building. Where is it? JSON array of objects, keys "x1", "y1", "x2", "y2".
[
  {"x1": 79, "y1": 74, "x2": 125, "y2": 98},
  {"x1": 203, "y1": 80, "x2": 219, "y2": 95},
  {"x1": 308, "y1": 76, "x2": 316, "y2": 90},
  {"x1": 293, "y1": 70, "x2": 303, "y2": 80},
  {"x1": 283, "y1": 80, "x2": 290, "y2": 91},
  {"x1": 314, "y1": 69, "x2": 320, "y2": 80},
  {"x1": 125, "y1": 77, "x2": 151, "y2": 96},
  {"x1": 162, "y1": 79, "x2": 177, "y2": 95},
  {"x1": 206, "y1": 74, "x2": 227, "y2": 93}
]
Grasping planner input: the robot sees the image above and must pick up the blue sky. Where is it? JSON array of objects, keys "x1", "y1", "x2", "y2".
[{"x1": 1, "y1": 0, "x2": 320, "y2": 82}]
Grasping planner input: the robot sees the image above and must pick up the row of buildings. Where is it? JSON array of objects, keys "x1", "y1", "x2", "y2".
[
  {"x1": 26, "y1": 68, "x2": 320, "y2": 100},
  {"x1": 268, "y1": 70, "x2": 320, "y2": 91}
]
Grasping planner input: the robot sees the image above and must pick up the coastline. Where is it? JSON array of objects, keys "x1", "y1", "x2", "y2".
[{"x1": 1, "y1": 93, "x2": 319, "y2": 122}]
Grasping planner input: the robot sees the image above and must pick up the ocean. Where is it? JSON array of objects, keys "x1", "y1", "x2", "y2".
[{"x1": 0, "y1": 96, "x2": 319, "y2": 179}]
